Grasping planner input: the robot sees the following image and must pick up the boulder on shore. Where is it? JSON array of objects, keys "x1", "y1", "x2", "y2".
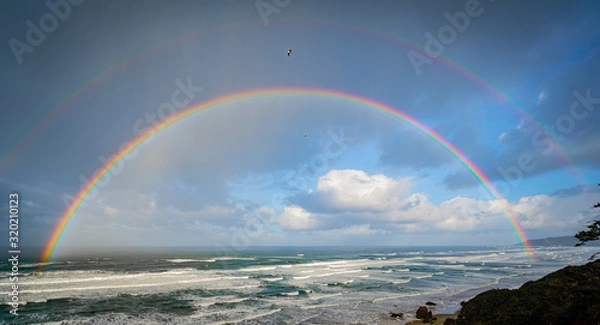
[
  {"x1": 416, "y1": 306, "x2": 428, "y2": 319},
  {"x1": 389, "y1": 312, "x2": 403, "y2": 319},
  {"x1": 424, "y1": 311, "x2": 433, "y2": 323}
]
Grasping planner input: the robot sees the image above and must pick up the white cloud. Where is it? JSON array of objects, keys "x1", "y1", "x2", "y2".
[
  {"x1": 379, "y1": 193, "x2": 438, "y2": 223},
  {"x1": 316, "y1": 169, "x2": 413, "y2": 211},
  {"x1": 277, "y1": 170, "x2": 596, "y2": 238},
  {"x1": 536, "y1": 90, "x2": 548, "y2": 105},
  {"x1": 277, "y1": 205, "x2": 321, "y2": 230},
  {"x1": 498, "y1": 132, "x2": 507, "y2": 141},
  {"x1": 435, "y1": 197, "x2": 498, "y2": 231},
  {"x1": 104, "y1": 206, "x2": 120, "y2": 218},
  {"x1": 61, "y1": 166, "x2": 597, "y2": 247},
  {"x1": 513, "y1": 194, "x2": 592, "y2": 230}
]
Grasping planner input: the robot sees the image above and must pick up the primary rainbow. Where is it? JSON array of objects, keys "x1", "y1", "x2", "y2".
[{"x1": 42, "y1": 87, "x2": 536, "y2": 264}]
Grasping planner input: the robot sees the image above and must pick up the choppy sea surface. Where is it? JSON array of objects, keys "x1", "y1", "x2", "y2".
[{"x1": 1, "y1": 246, "x2": 597, "y2": 324}]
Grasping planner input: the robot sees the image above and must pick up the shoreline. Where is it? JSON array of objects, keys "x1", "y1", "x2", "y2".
[
  {"x1": 335, "y1": 306, "x2": 461, "y2": 325},
  {"x1": 364, "y1": 310, "x2": 460, "y2": 325},
  {"x1": 350, "y1": 303, "x2": 463, "y2": 325},
  {"x1": 403, "y1": 311, "x2": 460, "y2": 325}
]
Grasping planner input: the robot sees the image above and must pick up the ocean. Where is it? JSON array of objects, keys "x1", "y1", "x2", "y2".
[{"x1": 1, "y1": 245, "x2": 597, "y2": 324}]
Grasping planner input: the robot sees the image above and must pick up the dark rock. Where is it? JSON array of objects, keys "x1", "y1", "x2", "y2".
[
  {"x1": 389, "y1": 312, "x2": 403, "y2": 318},
  {"x1": 424, "y1": 311, "x2": 433, "y2": 323},
  {"x1": 426, "y1": 301, "x2": 437, "y2": 306},
  {"x1": 416, "y1": 306, "x2": 428, "y2": 319},
  {"x1": 443, "y1": 319, "x2": 456, "y2": 325},
  {"x1": 456, "y1": 259, "x2": 600, "y2": 325}
]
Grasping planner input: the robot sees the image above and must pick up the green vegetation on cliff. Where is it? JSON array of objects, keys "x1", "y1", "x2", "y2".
[{"x1": 574, "y1": 183, "x2": 600, "y2": 260}]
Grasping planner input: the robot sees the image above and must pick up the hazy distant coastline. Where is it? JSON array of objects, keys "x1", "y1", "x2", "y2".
[{"x1": 517, "y1": 236, "x2": 600, "y2": 247}]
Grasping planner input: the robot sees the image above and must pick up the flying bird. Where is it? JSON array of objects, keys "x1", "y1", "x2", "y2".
[{"x1": 287, "y1": 49, "x2": 292, "y2": 56}]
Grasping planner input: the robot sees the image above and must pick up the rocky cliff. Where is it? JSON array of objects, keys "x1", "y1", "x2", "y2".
[{"x1": 455, "y1": 259, "x2": 600, "y2": 325}]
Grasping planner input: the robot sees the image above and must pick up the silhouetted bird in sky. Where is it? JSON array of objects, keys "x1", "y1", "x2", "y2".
[{"x1": 288, "y1": 49, "x2": 292, "y2": 56}]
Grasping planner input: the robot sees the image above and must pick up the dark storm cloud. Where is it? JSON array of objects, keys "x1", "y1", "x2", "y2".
[
  {"x1": 444, "y1": 55, "x2": 600, "y2": 190},
  {"x1": 374, "y1": 0, "x2": 600, "y2": 191},
  {"x1": 549, "y1": 184, "x2": 600, "y2": 199},
  {"x1": 378, "y1": 129, "x2": 456, "y2": 169}
]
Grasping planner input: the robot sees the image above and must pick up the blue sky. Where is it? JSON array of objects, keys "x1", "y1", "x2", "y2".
[{"x1": 1, "y1": 0, "x2": 599, "y2": 254}]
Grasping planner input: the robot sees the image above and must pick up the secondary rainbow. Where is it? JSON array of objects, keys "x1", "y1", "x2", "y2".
[
  {"x1": 42, "y1": 87, "x2": 536, "y2": 264},
  {"x1": 1, "y1": 18, "x2": 580, "y2": 174}
]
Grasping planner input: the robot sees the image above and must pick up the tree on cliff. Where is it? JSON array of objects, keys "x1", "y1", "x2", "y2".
[{"x1": 575, "y1": 183, "x2": 600, "y2": 260}]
